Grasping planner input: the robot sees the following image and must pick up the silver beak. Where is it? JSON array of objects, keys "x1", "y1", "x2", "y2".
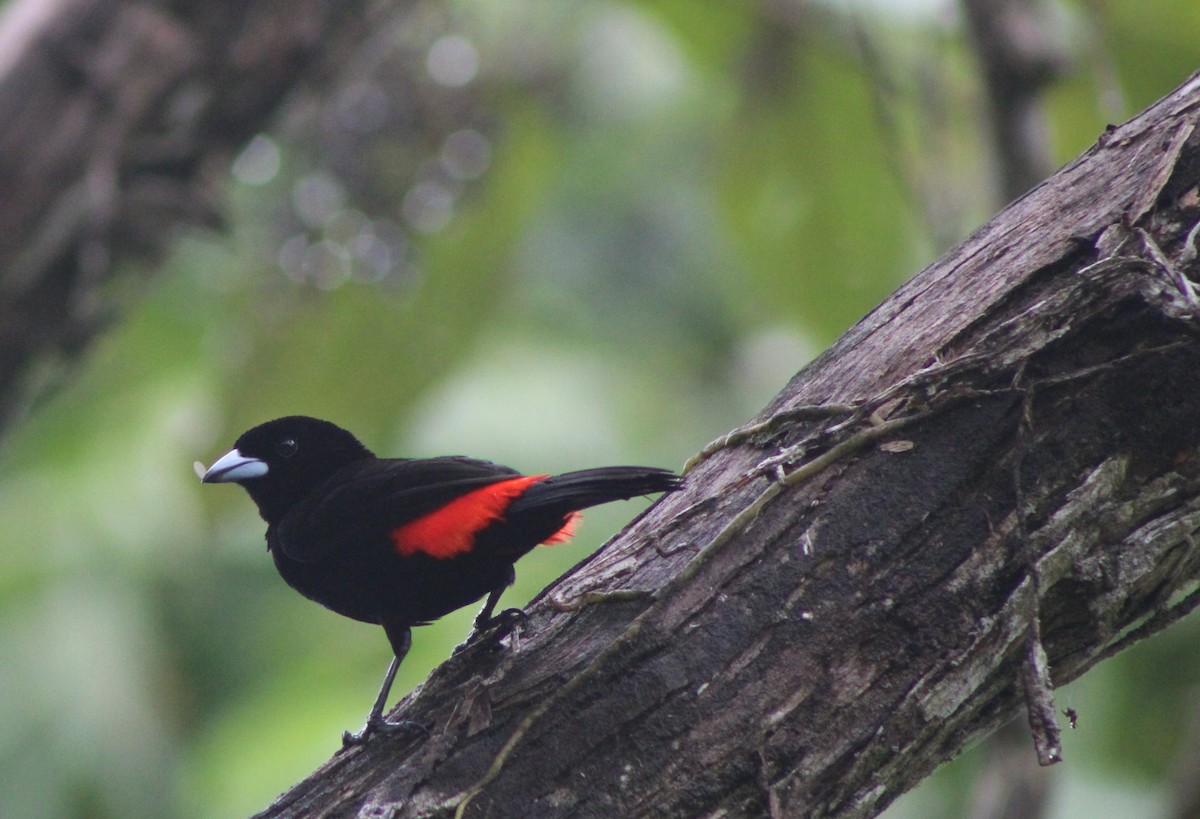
[{"x1": 201, "y1": 449, "x2": 269, "y2": 483}]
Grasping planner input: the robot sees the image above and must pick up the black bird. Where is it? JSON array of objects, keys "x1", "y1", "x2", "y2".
[{"x1": 202, "y1": 416, "x2": 680, "y2": 744}]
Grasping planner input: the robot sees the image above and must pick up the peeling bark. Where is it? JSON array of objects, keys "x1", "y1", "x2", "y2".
[{"x1": 255, "y1": 73, "x2": 1200, "y2": 818}]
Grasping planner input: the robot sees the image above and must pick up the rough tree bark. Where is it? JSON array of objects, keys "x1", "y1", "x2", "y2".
[
  {"x1": 0, "y1": 0, "x2": 381, "y2": 435},
  {"x1": 257, "y1": 72, "x2": 1200, "y2": 817}
]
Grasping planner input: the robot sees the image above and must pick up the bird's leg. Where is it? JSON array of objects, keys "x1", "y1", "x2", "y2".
[
  {"x1": 471, "y1": 568, "x2": 526, "y2": 636},
  {"x1": 342, "y1": 655, "x2": 400, "y2": 747},
  {"x1": 342, "y1": 624, "x2": 425, "y2": 747}
]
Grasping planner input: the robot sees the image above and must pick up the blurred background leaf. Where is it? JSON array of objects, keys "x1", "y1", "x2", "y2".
[{"x1": 1, "y1": 0, "x2": 1198, "y2": 817}]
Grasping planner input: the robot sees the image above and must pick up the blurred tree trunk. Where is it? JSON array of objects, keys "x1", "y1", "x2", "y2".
[
  {"x1": 961, "y1": 0, "x2": 1066, "y2": 203},
  {"x1": 0, "y1": 0, "x2": 378, "y2": 435},
  {"x1": 257, "y1": 72, "x2": 1200, "y2": 817}
]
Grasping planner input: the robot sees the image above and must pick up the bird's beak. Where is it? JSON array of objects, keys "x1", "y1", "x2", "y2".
[{"x1": 202, "y1": 449, "x2": 269, "y2": 483}]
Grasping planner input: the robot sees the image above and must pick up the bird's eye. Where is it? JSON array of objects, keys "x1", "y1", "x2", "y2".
[{"x1": 276, "y1": 438, "x2": 298, "y2": 458}]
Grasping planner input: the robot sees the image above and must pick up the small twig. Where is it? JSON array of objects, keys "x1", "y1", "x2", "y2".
[
  {"x1": 1137, "y1": 226, "x2": 1200, "y2": 307},
  {"x1": 1180, "y1": 218, "x2": 1200, "y2": 269},
  {"x1": 547, "y1": 588, "x2": 651, "y2": 612},
  {"x1": 1022, "y1": 622, "x2": 1063, "y2": 766},
  {"x1": 1010, "y1": 364, "x2": 1063, "y2": 765},
  {"x1": 1074, "y1": 254, "x2": 1148, "y2": 281},
  {"x1": 1031, "y1": 341, "x2": 1191, "y2": 389},
  {"x1": 1093, "y1": 583, "x2": 1200, "y2": 668},
  {"x1": 778, "y1": 413, "x2": 926, "y2": 487},
  {"x1": 683, "y1": 403, "x2": 857, "y2": 473}
]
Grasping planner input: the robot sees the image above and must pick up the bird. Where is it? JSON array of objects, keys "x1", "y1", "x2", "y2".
[{"x1": 201, "y1": 415, "x2": 680, "y2": 745}]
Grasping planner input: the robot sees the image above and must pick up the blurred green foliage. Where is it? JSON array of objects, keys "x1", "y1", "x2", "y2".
[{"x1": 1, "y1": 1, "x2": 1199, "y2": 817}]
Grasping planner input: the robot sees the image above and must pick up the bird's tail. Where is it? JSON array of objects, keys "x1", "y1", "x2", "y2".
[{"x1": 506, "y1": 466, "x2": 681, "y2": 519}]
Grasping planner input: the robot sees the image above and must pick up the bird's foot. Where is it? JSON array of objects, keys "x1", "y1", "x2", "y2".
[
  {"x1": 341, "y1": 715, "x2": 427, "y2": 748},
  {"x1": 472, "y1": 607, "x2": 528, "y2": 641}
]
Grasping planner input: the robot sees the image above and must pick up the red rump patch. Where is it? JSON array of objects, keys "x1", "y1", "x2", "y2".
[
  {"x1": 390, "y1": 475, "x2": 578, "y2": 559},
  {"x1": 543, "y1": 511, "x2": 581, "y2": 544}
]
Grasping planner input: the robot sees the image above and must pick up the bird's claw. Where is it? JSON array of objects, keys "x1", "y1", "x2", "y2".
[
  {"x1": 341, "y1": 715, "x2": 427, "y2": 748},
  {"x1": 473, "y1": 607, "x2": 528, "y2": 638}
]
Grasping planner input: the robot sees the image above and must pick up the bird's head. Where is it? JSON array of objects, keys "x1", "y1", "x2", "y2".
[{"x1": 202, "y1": 416, "x2": 374, "y2": 523}]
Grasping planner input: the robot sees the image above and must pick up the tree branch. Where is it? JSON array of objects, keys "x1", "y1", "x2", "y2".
[{"x1": 256, "y1": 72, "x2": 1200, "y2": 817}]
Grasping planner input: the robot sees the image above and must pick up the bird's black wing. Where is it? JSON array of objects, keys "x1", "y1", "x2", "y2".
[{"x1": 274, "y1": 456, "x2": 522, "y2": 562}]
